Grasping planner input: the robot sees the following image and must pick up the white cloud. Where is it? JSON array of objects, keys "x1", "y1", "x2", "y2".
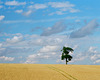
[
  {"x1": 28, "y1": 35, "x2": 66, "y2": 46},
  {"x1": 15, "y1": 10, "x2": 23, "y2": 13},
  {"x1": 90, "y1": 55, "x2": 97, "y2": 60},
  {"x1": 39, "y1": 45, "x2": 61, "y2": 53},
  {"x1": 6, "y1": 36, "x2": 23, "y2": 43},
  {"x1": 22, "y1": 10, "x2": 32, "y2": 16},
  {"x1": 26, "y1": 3, "x2": 47, "y2": 15},
  {"x1": 28, "y1": 4, "x2": 47, "y2": 9},
  {"x1": 71, "y1": 56, "x2": 86, "y2": 63},
  {"x1": 0, "y1": 15, "x2": 5, "y2": 21},
  {"x1": 69, "y1": 8, "x2": 80, "y2": 13},
  {"x1": 25, "y1": 53, "x2": 50, "y2": 64},
  {"x1": 27, "y1": 1, "x2": 79, "y2": 16},
  {"x1": 91, "y1": 55, "x2": 100, "y2": 60},
  {"x1": 0, "y1": 56, "x2": 14, "y2": 61},
  {"x1": 48, "y1": 2, "x2": 75, "y2": 8},
  {"x1": 95, "y1": 60, "x2": 100, "y2": 63},
  {"x1": 5, "y1": 1, "x2": 26, "y2": 6},
  {"x1": 41, "y1": 21, "x2": 66, "y2": 36},
  {"x1": 88, "y1": 47, "x2": 97, "y2": 54},
  {"x1": 24, "y1": 60, "x2": 37, "y2": 64},
  {"x1": 0, "y1": 34, "x2": 65, "y2": 62},
  {"x1": 24, "y1": 35, "x2": 67, "y2": 64},
  {"x1": 48, "y1": 1, "x2": 79, "y2": 15},
  {"x1": 1, "y1": 32, "x2": 100, "y2": 64},
  {"x1": 70, "y1": 19, "x2": 99, "y2": 38},
  {"x1": 69, "y1": 46, "x2": 100, "y2": 64},
  {"x1": 69, "y1": 52, "x2": 87, "y2": 63}
]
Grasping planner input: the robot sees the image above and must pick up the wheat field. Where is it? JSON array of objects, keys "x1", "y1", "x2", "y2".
[{"x1": 0, "y1": 64, "x2": 100, "y2": 80}]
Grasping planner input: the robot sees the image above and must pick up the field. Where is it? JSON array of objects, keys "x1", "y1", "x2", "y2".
[{"x1": 0, "y1": 64, "x2": 100, "y2": 80}]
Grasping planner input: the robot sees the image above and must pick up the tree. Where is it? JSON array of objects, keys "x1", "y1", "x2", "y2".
[{"x1": 61, "y1": 46, "x2": 74, "y2": 65}]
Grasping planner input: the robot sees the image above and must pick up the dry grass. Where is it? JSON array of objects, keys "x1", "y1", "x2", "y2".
[{"x1": 0, "y1": 64, "x2": 100, "y2": 80}]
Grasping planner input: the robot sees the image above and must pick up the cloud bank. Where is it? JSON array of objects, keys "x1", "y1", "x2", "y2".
[
  {"x1": 5, "y1": 1, "x2": 26, "y2": 6},
  {"x1": 41, "y1": 21, "x2": 66, "y2": 36},
  {"x1": 70, "y1": 19, "x2": 99, "y2": 38}
]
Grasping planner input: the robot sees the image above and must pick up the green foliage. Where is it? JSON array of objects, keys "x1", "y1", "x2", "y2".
[
  {"x1": 61, "y1": 53, "x2": 65, "y2": 60},
  {"x1": 61, "y1": 46, "x2": 74, "y2": 64}
]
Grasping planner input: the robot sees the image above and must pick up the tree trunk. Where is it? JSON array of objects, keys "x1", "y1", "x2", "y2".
[{"x1": 66, "y1": 58, "x2": 68, "y2": 65}]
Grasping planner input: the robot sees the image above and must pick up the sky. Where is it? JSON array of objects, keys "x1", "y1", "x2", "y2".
[{"x1": 0, "y1": 0, "x2": 100, "y2": 65}]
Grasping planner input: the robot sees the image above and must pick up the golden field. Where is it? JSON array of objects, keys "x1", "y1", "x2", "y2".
[{"x1": 0, "y1": 64, "x2": 100, "y2": 80}]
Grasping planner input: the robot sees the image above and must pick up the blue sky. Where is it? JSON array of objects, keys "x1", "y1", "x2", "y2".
[{"x1": 0, "y1": 0, "x2": 100, "y2": 65}]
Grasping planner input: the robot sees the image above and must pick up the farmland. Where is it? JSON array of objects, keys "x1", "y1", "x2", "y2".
[{"x1": 0, "y1": 64, "x2": 100, "y2": 80}]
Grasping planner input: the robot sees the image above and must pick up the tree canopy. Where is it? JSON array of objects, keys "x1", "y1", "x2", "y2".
[{"x1": 61, "y1": 46, "x2": 74, "y2": 64}]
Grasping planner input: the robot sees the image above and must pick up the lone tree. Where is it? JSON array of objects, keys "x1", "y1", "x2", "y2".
[{"x1": 61, "y1": 46, "x2": 74, "y2": 65}]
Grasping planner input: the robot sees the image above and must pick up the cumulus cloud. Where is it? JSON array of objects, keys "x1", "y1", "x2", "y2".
[
  {"x1": 70, "y1": 56, "x2": 86, "y2": 63},
  {"x1": 0, "y1": 56, "x2": 14, "y2": 61},
  {"x1": 69, "y1": 8, "x2": 80, "y2": 13},
  {"x1": 23, "y1": 35, "x2": 100, "y2": 64},
  {"x1": 88, "y1": 47, "x2": 97, "y2": 54},
  {"x1": 1, "y1": 33, "x2": 100, "y2": 64},
  {"x1": 23, "y1": 35, "x2": 67, "y2": 64},
  {"x1": 0, "y1": 15, "x2": 5, "y2": 21},
  {"x1": 90, "y1": 55, "x2": 96, "y2": 60},
  {"x1": 27, "y1": 1, "x2": 79, "y2": 16},
  {"x1": 5, "y1": 1, "x2": 26, "y2": 6},
  {"x1": 48, "y1": 2, "x2": 75, "y2": 8},
  {"x1": 70, "y1": 19, "x2": 99, "y2": 38},
  {"x1": 90, "y1": 54, "x2": 100, "y2": 63},
  {"x1": 0, "y1": 34, "x2": 66, "y2": 57},
  {"x1": 68, "y1": 46, "x2": 100, "y2": 64},
  {"x1": 15, "y1": 10, "x2": 23, "y2": 13},
  {"x1": 26, "y1": 3, "x2": 47, "y2": 15},
  {"x1": 25, "y1": 54, "x2": 50, "y2": 64},
  {"x1": 24, "y1": 35, "x2": 73, "y2": 64},
  {"x1": 28, "y1": 4, "x2": 48, "y2": 9},
  {"x1": 24, "y1": 45, "x2": 61, "y2": 64},
  {"x1": 63, "y1": 46, "x2": 100, "y2": 64},
  {"x1": 41, "y1": 21, "x2": 66, "y2": 36},
  {"x1": 84, "y1": 46, "x2": 100, "y2": 64},
  {"x1": 48, "y1": 1, "x2": 79, "y2": 15},
  {"x1": 39, "y1": 45, "x2": 61, "y2": 53},
  {"x1": 28, "y1": 35, "x2": 66, "y2": 46},
  {"x1": 6, "y1": 36, "x2": 23, "y2": 43},
  {"x1": 87, "y1": 46, "x2": 99, "y2": 57},
  {"x1": 95, "y1": 60, "x2": 100, "y2": 63}
]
